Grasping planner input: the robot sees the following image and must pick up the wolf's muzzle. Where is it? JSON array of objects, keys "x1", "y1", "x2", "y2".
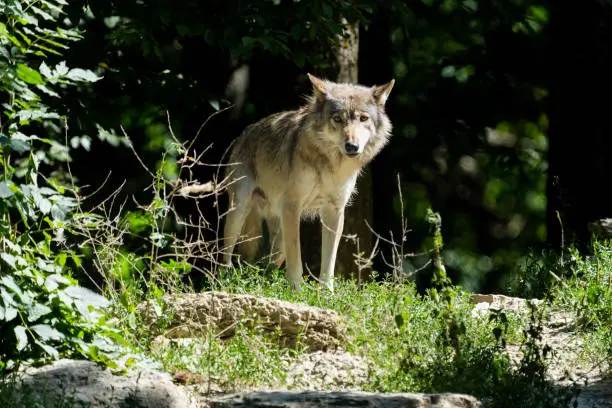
[{"x1": 344, "y1": 141, "x2": 360, "y2": 157}]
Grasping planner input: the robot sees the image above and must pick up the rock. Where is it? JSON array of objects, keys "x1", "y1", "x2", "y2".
[
  {"x1": 573, "y1": 379, "x2": 612, "y2": 408},
  {"x1": 284, "y1": 350, "x2": 371, "y2": 391},
  {"x1": 472, "y1": 295, "x2": 612, "y2": 408},
  {"x1": 207, "y1": 391, "x2": 483, "y2": 408},
  {"x1": 470, "y1": 293, "x2": 542, "y2": 317},
  {"x1": 11, "y1": 359, "x2": 194, "y2": 408},
  {"x1": 138, "y1": 292, "x2": 346, "y2": 351},
  {"x1": 588, "y1": 218, "x2": 612, "y2": 237}
]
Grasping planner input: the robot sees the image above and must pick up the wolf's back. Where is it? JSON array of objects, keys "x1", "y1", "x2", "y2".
[{"x1": 226, "y1": 107, "x2": 313, "y2": 182}]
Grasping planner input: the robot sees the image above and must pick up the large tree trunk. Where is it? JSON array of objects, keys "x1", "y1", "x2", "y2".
[
  {"x1": 300, "y1": 19, "x2": 374, "y2": 283},
  {"x1": 333, "y1": 20, "x2": 374, "y2": 282},
  {"x1": 547, "y1": 1, "x2": 612, "y2": 250}
]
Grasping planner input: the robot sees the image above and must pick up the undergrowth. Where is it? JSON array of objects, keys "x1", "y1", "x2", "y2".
[
  {"x1": 181, "y1": 263, "x2": 573, "y2": 407},
  {"x1": 0, "y1": 0, "x2": 140, "y2": 375},
  {"x1": 509, "y1": 239, "x2": 612, "y2": 373}
]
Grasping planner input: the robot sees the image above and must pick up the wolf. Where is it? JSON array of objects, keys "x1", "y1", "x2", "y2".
[{"x1": 222, "y1": 73, "x2": 395, "y2": 291}]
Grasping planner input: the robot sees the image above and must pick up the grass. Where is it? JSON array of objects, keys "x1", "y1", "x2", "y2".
[
  {"x1": 118, "y1": 261, "x2": 579, "y2": 407},
  {"x1": 550, "y1": 242, "x2": 612, "y2": 372},
  {"x1": 6, "y1": 238, "x2": 608, "y2": 407},
  {"x1": 116, "y1": 236, "x2": 612, "y2": 407},
  {"x1": 509, "y1": 239, "x2": 612, "y2": 372}
]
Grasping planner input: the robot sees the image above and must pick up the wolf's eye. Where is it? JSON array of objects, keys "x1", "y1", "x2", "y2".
[
  {"x1": 359, "y1": 115, "x2": 369, "y2": 122},
  {"x1": 332, "y1": 114, "x2": 343, "y2": 123}
]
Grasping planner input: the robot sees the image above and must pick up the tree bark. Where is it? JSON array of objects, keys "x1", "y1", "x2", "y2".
[
  {"x1": 547, "y1": 1, "x2": 612, "y2": 251},
  {"x1": 333, "y1": 20, "x2": 374, "y2": 282},
  {"x1": 300, "y1": 19, "x2": 373, "y2": 283}
]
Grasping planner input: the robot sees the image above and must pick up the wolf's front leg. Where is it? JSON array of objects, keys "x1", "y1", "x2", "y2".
[
  {"x1": 320, "y1": 206, "x2": 344, "y2": 292},
  {"x1": 281, "y1": 201, "x2": 303, "y2": 291},
  {"x1": 266, "y1": 216, "x2": 285, "y2": 268}
]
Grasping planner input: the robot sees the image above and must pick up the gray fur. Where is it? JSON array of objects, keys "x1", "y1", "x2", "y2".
[{"x1": 223, "y1": 73, "x2": 395, "y2": 292}]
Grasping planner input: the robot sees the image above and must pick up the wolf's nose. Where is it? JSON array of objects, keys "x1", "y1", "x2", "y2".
[{"x1": 344, "y1": 142, "x2": 359, "y2": 156}]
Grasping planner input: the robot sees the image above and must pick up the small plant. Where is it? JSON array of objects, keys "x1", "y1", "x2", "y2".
[
  {"x1": 509, "y1": 238, "x2": 612, "y2": 371},
  {"x1": 508, "y1": 249, "x2": 562, "y2": 300},
  {"x1": 0, "y1": 0, "x2": 134, "y2": 372},
  {"x1": 388, "y1": 210, "x2": 575, "y2": 407},
  {"x1": 549, "y1": 240, "x2": 612, "y2": 371},
  {"x1": 554, "y1": 242, "x2": 612, "y2": 329}
]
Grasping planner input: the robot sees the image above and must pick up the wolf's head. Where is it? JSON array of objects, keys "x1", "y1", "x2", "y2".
[{"x1": 307, "y1": 73, "x2": 395, "y2": 158}]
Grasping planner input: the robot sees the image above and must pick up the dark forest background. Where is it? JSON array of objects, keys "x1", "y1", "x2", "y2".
[{"x1": 17, "y1": 0, "x2": 612, "y2": 293}]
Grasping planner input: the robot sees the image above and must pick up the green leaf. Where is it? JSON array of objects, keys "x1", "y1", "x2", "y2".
[
  {"x1": 125, "y1": 356, "x2": 136, "y2": 367},
  {"x1": 0, "y1": 23, "x2": 22, "y2": 46},
  {"x1": 70, "y1": 135, "x2": 92, "y2": 151},
  {"x1": 14, "y1": 326, "x2": 28, "y2": 351},
  {"x1": 64, "y1": 286, "x2": 109, "y2": 309},
  {"x1": 462, "y1": 0, "x2": 478, "y2": 12},
  {"x1": 0, "y1": 182, "x2": 13, "y2": 198},
  {"x1": 16, "y1": 30, "x2": 33, "y2": 46},
  {"x1": 0, "y1": 133, "x2": 8, "y2": 146},
  {"x1": 4, "y1": 305, "x2": 18, "y2": 321},
  {"x1": 10, "y1": 132, "x2": 31, "y2": 153},
  {"x1": 66, "y1": 68, "x2": 102, "y2": 82},
  {"x1": 56, "y1": 252, "x2": 67, "y2": 266},
  {"x1": 441, "y1": 65, "x2": 456, "y2": 78},
  {"x1": 50, "y1": 203, "x2": 69, "y2": 221},
  {"x1": 35, "y1": 340, "x2": 59, "y2": 359},
  {"x1": 36, "y1": 84, "x2": 60, "y2": 97},
  {"x1": 44, "y1": 274, "x2": 70, "y2": 292},
  {"x1": 242, "y1": 36, "x2": 257, "y2": 48},
  {"x1": 529, "y1": 5, "x2": 548, "y2": 22},
  {"x1": 1, "y1": 276, "x2": 23, "y2": 296},
  {"x1": 31, "y1": 6, "x2": 54, "y2": 21},
  {"x1": 30, "y1": 187, "x2": 48, "y2": 213},
  {"x1": 32, "y1": 42, "x2": 62, "y2": 56},
  {"x1": 32, "y1": 324, "x2": 64, "y2": 341},
  {"x1": 39, "y1": 187, "x2": 57, "y2": 195},
  {"x1": 71, "y1": 254, "x2": 82, "y2": 268},
  {"x1": 41, "y1": 0, "x2": 64, "y2": 15},
  {"x1": 1, "y1": 287, "x2": 16, "y2": 307},
  {"x1": 27, "y1": 303, "x2": 52, "y2": 322},
  {"x1": 38, "y1": 197, "x2": 52, "y2": 214},
  {"x1": 1, "y1": 238, "x2": 22, "y2": 254},
  {"x1": 16, "y1": 64, "x2": 44, "y2": 85},
  {"x1": 54, "y1": 61, "x2": 69, "y2": 76}
]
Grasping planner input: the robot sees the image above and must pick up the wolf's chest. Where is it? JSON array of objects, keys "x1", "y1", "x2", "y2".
[{"x1": 301, "y1": 166, "x2": 360, "y2": 211}]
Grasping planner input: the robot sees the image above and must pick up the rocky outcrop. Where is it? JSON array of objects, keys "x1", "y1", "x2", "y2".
[
  {"x1": 470, "y1": 293, "x2": 542, "y2": 314},
  {"x1": 207, "y1": 391, "x2": 483, "y2": 408},
  {"x1": 11, "y1": 359, "x2": 194, "y2": 408},
  {"x1": 138, "y1": 292, "x2": 346, "y2": 351},
  {"x1": 284, "y1": 350, "x2": 371, "y2": 391},
  {"x1": 470, "y1": 294, "x2": 612, "y2": 408}
]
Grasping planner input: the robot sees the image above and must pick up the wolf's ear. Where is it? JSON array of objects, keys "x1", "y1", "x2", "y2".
[
  {"x1": 307, "y1": 73, "x2": 329, "y2": 101},
  {"x1": 372, "y1": 79, "x2": 395, "y2": 106}
]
